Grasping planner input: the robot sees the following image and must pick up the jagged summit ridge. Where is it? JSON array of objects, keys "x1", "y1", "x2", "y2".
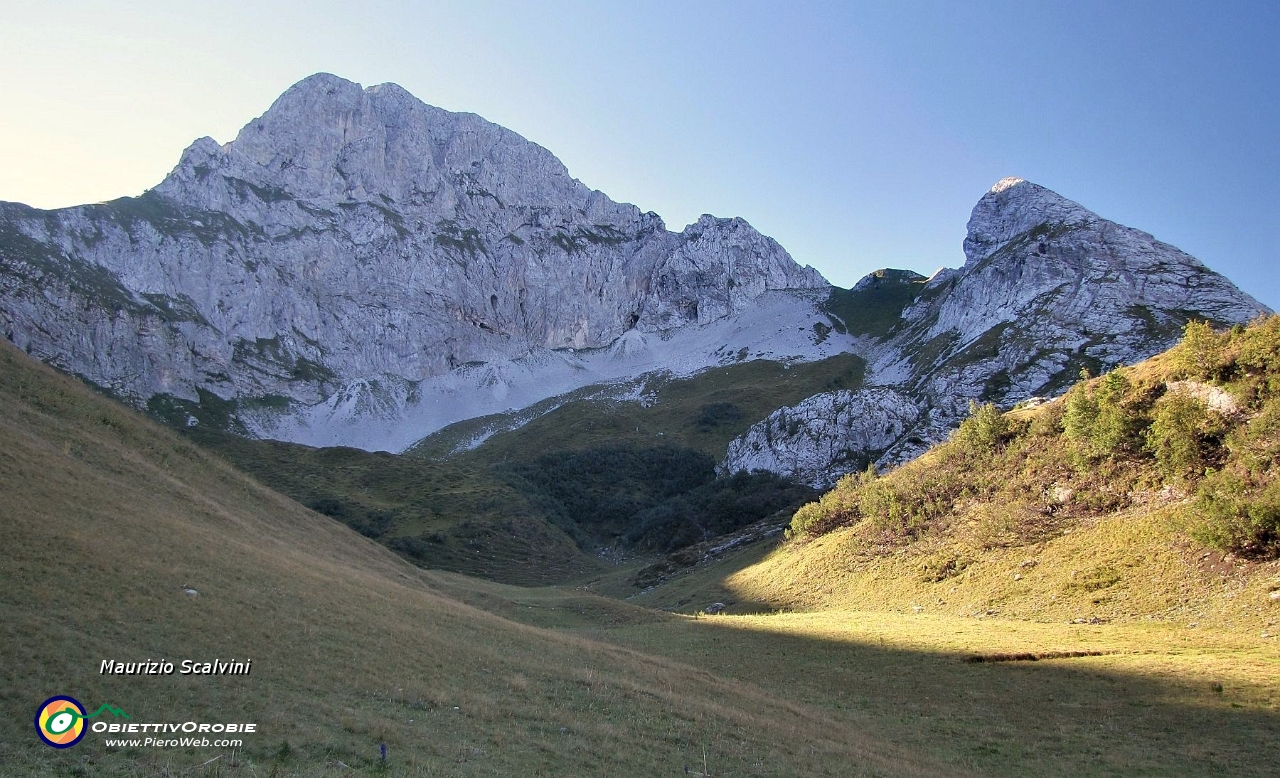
[{"x1": 158, "y1": 73, "x2": 602, "y2": 215}]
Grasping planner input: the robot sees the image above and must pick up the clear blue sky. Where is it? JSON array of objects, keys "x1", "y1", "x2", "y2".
[{"x1": 3, "y1": 1, "x2": 1277, "y2": 308}]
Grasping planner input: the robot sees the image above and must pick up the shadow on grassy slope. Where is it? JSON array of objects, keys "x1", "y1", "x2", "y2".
[{"x1": 581, "y1": 610, "x2": 1280, "y2": 777}]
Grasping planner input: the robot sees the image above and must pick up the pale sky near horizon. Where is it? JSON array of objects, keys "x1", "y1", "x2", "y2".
[{"x1": 2, "y1": 1, "x2": 1277, "y2": 308}]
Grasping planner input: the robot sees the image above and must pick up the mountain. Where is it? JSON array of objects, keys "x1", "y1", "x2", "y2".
[
  {"x1": 720, "y1": 178, "x2": 1268, "y2": 486},
  {"x1": 0, "y1": 76, "x2": 1267, "y2": 471},
  {"x1": 0, "y1": 73, "x2": 832, "y2": 450}
]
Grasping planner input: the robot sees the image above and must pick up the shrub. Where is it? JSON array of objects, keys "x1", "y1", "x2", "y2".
[
  {"x1": 788, "y1": 466, "x2": 870, "y2": 538},
  {"x1": 1193, "y1": 470, "x2": 1280, "y2": 558},
  {"x1": 1062, "y1": 369, "x2": 1139, "y2": 461},
  {"x1": 1062, "y1": 371, "x2": 1100, "y2": 450},
  {"x1": 1093, "y1": 370, "x2": 1138, "y2": 453},
  {"x1": 1145, "y1": 392, "x2": 1218, "y2": 481},
  {"x1": 950, "y1": 400, "x2": 1008, "y2": 459},
  {"x1": 1174, "y1": 319, "x2": 1229, "y2": 380},
  {"x1": 1233, "y1": 315, "x2": 1280, "y2": 399}
]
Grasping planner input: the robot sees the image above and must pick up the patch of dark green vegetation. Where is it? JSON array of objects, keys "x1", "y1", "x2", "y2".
[
  {"x1": 295, "y1": 201, "x2": 335, "y2": 218},
  {"x1": 434, "y1": 219, "x2": 486, "y2": 256},
  {"x1": 240, "y1": 393, "x2": 293, "y2": 410},
  {"x1": 306, "y1": 496, "x2": 395, "y2": 539},
  {"x1": 229, "y1": 177, "x2": 294, "y2": 204},
  {"x1": 370, "y1": 202, "x2": 412, "y2": 239},
  {"x1": 502, "y1": 443, "x2": 816, "y2": 551},
  {"x1": 185, "y1": 429, "x2": 598, "y2": 585},
  {"x1": 147, "y1": 388, "x2": 246, "y2": 434},
  {"x1": 549, "y1": 225, "x2": 630, "y2": 253},
  {"x1": 464, "y1": 186, "x2": 503, "y2": 207},
  {"x1": 290, "y1": 356, "x2": 337, "y2": 384},
  {"x1": 694, "y1": 401, "x2": 745, "y2": 430},
  {"x1": 822, "y1": 269, "x2": 929, "y2": 339},
  {"x1": 231, "y1": 337, "x2": 336, "y2": 386}
]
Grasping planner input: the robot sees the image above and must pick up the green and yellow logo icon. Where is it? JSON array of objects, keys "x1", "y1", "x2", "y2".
[
  {"x1": 35, "y1": 696, "x2": 86, "y2": 748},
  {"x1": 34, "y1": 696, "x2": 129, "y2": 748}
]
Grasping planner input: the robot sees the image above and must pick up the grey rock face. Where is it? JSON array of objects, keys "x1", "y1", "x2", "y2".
[
  {"x1": 722, "y1": 177, "x2": 1268, "y2": 480},
  {"x1": 885, "y1": 178, "x2": 1265, "y2": 421},
  {"x1": 719, "y1": 388, "x2": 920, "y2": 488},
  {"x1": 0, "y1": 73, "x2": 824, "y2": 418}
]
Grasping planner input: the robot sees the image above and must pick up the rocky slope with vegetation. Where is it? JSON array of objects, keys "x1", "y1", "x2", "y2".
[
  {"x1": 721, "y1": 178, "x2": 1268, "y2": 485},
  {"x1": 723, "y1": 317, "x2": 1280, "y2": 628}
]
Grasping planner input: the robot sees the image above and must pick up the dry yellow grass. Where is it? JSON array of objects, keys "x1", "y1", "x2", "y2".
[{"x1": 722, "y1": 506, "x2": 1280, "y2": 631}]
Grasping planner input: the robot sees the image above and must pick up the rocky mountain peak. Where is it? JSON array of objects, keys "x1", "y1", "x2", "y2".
[
  {"x1": 1, "y1": 74, "x2": 830, "y2": 448},
  {"x1": 721, "y1": 178, "x2": 1269, "y2": 487},
  {"x1": 156, "y1": 73, "x2": 611, "y2": 220},
  {"x1": 962, "y1": 177, "x2": 1097, "y2": 264}
]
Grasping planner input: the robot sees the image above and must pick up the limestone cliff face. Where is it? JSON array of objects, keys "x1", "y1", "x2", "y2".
[
  {"x1": 0, "y1": 74, "x2": 825, "y2": 414},
  {"x1": 721, "y1": 178, "x2": 1268, "y2": 485},
  {"x1": 718, "y1": 389, "x2": 921, "y2": 488}
]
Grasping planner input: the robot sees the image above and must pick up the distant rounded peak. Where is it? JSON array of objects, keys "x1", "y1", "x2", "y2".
[{"x1": 851, "y1": 268, "x2": 928, "y2": 292}]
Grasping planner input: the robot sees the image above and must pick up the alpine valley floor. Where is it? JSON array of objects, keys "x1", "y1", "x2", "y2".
[{"x1": 2, "y1": 333, "x2": 1279, "y2": 776}]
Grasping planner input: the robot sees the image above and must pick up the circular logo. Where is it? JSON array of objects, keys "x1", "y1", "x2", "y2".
[{"x1": 35, "y1": 696, "x2": 87, "y2": 748}]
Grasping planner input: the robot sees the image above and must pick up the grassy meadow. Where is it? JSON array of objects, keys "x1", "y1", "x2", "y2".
[{"x1": 4, "y1": 318, "x2": 1280, "y2": 775}]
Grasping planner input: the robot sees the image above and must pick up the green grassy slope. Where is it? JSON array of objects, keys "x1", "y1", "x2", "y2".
[
  {"x1": 821, "y1": 269, "x2": 930, "y2": 339},
  {"x1": 186, "y1": 429, "x2": 601, "y2": 585},
  {"x1": 412, "y1": 353, "x2": 865, "y2": 462},
  {"x1": 7, "y1": 330, "x2": 1280, "y2": 775},
  {"x1": 0, "y1": 339, "x2": 939, "y2": 776}
]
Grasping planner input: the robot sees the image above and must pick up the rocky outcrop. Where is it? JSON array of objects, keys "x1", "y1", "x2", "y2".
[
  {"x1": 0, "y1": 74, "x2": 824, "y2": 425},
  {"x1": 719, "y1": 388, "x2": 921, "y2": 487}
]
